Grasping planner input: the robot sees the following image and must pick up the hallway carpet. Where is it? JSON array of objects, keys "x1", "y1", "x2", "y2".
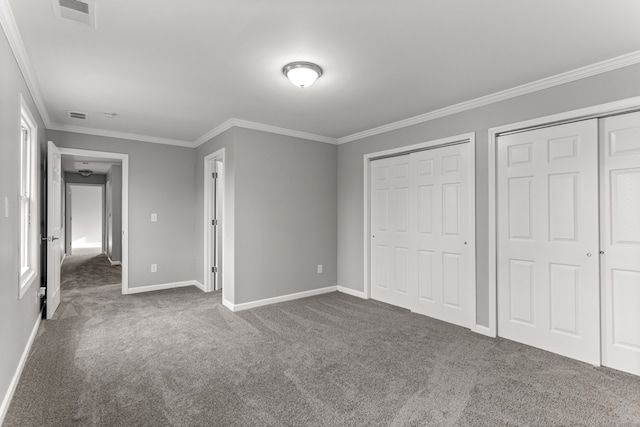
[
  {"x1": 61, "y1": 253, "x2": 122, "y2": 290},
  {"x1": 4, "y1": 286, "x2": 640, "y2": 426}
]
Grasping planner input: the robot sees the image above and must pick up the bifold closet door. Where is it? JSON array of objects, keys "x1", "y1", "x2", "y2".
[
  {"x1": 601, "y1": 112, "x2": 640, "y2": 376},
  {"x1": 411, "y1": 143, "x2": 471, "y2": 327},
  {"x1": 371, "y1": 154, "x2": 413, "y2": 309},
  {"x1": 370, "y1": 144, "x2": 472, "y2": 327},
  {"x1": 497, "y1": 120, "x2": 600, "y2": 365}
]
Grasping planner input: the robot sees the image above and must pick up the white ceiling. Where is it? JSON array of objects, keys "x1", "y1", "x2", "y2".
[
  {"x1": 61, "y1": 154, "x2": 119, "y2": 174},
  {"x1": 6, "y1": 0, "x2": 640, "y2": 146}
]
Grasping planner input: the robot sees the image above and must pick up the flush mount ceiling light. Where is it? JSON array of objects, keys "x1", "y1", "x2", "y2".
[
  {"x1": 282, "y1": 62, "x2": 323, "y2": 88},
  {"x1": 78, "y1": 169, "x2": 93, "y2": 177}
]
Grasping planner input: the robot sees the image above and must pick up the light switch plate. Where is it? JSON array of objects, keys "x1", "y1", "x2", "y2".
[
  {"x1": 151, "y1": 213, "x2": 157, "y2": 222},
  {"x1": 4, "y1": 197, "x2": 8, "y2": 218}
]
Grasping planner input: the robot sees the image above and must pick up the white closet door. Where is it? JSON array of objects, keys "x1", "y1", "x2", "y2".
[
  {"x1": 601, "y1": 112, "x2": 640, "y2": 376},
  {"x1": 497, "y1": 120, "x2": 600, "y2": 365},
  {"x1": 411, "y1": 143, "x2": 471, "y2": 327},
  {"x1": 371, "y1": 155, "x2": 413, "y2": 309}
]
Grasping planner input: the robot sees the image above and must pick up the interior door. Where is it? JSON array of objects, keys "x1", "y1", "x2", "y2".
[
  {"x1": 601, "y1": 112, "x2": 640, "y2": 376},
  {"x1": 371, "y1": 154, "x2": 413, "y2": 309},
  {"x1": 47, "y1": 140, "x2": 62, "y2": 319},
  {"x1": 411, "y1": 143, "x2": 471, "y2": 327},
  {"x1": 497, "y1": 120, "x2": 600, "y2": 365}
]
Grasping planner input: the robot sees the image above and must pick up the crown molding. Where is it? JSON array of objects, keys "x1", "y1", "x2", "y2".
[
  {"x1": 0, "y1": 0, "x2": 52, "y2": 126},
  {"x1": 4, "y1": 0, "x2": 639, "y2": 149},
  {"x1": 194, "y1": 118, "x2": 338, "y2": 147},
  {"x1": 337, "y1": 49, "x2": 640, "y2": 144},
  {"x1": 192, "y1": 118, "x2": 236, "y2": 146},
  {"x1": 47, "y1": 123, "x2": 194, "y2": 148}
]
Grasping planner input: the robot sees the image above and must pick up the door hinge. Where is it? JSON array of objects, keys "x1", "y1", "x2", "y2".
[
  {"x1": 212, "y1": 172, "x2": 219, "y2": 179},
  {"x1": 211, "y1": 219, "x2": 218, "y2": 226},
  {"x1": 211, "y1": 266, "x2": 218, "y2": 273}
]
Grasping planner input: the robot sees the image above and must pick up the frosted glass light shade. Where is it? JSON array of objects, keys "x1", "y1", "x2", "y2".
[{"x1": 283, "y1": 62, "x2": 323, "y2": 88}]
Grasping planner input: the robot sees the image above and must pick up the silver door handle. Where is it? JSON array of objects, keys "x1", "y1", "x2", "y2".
[
  {"x1": 587, "y1": 253, "x2": 592, "y2": 257},
  {"x1": 51, "y1": 236, "x2": 59, "y2": 241}
]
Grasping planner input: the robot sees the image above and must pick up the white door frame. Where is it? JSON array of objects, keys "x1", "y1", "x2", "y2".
[
  {"x1": 363, "y1": 132, "x2": 477, "y2": 330},
  {"x1": 57, "y1": 147, "x2": 129, "y2": 293},
  {"x1": 487, "y1": 95, "x2": 640, "y2": 338},
  {"x1": 204, "y1": 149, "x2": 233, "y2": 298}
]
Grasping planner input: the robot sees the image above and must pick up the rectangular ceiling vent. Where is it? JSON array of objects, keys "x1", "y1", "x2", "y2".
[
  {"x1": 67, "y1": 111, "x2": 87, "y2": 120},
  {"x1": 52, "y1": 0, "x2": 96, "y2": 28}
]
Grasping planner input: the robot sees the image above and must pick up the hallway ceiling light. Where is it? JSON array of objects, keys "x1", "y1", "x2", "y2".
[
  {"x1": 78, "y1": 169, "x2": 93, "y2": 177},
  {"x1": 282, "y1": 62, "x2": 322, "y2": 89}
]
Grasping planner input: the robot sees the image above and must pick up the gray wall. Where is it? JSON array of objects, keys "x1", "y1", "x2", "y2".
[
  {"x1": 65, "y1": 172, "x2": 106, "y2": 184},
  {"x1": 106, "y1": 165, "x2": 122, "y2": 263},
  {"x1": 337, "y1": 62, "x2": 640, "y2": 328},
  {"x1": 48, "y1": 130, "x2": 197, "y2": 288},
  {"x1": 195, "y1": 128, "x2": 338, "y2": 305},
  {"x1": 0, "y1": 27, "x2": 46, "y2": 416}
]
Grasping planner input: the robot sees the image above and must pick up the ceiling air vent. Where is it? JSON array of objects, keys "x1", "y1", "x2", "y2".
[
  {"x1": 67, "y1": 111, "x2": 87, "y2": 120},
  {"x1": 52, "y1": 0, "x2": 96, "y2": 28}
]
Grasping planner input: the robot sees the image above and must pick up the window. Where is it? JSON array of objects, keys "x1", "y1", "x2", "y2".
[{"x1": 19, "y1": 95, "x2": 38, "y2": 297}]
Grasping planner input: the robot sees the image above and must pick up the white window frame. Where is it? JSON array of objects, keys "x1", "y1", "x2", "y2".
[{"x1": 19, "y1": 94, "x2": 38, "y2": 298}]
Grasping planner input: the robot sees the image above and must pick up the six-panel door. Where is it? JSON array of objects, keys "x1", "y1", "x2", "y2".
[{"x1": 497, "y1": 120, "x2": 600, "y2": 365}]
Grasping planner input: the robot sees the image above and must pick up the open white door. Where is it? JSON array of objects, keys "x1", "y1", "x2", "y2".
[{"x1": 47, "y1": 140, "x2": 62, "y2": 319}]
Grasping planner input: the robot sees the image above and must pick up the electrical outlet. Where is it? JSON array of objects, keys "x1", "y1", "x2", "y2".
[
  {"x1": 317, "y1": 264, "x2": 323, "y2": 274},
  {"x1": 151, "y1": 264, "x2": 157, "y2": 273}
]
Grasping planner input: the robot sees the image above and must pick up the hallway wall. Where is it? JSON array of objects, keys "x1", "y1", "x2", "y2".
[{"x1": 48, "y1": 130, "x2": 197, "y2": 289}]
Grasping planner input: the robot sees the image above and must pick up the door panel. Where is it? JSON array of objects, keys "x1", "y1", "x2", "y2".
[
  {"x1": 411, "y1": 143, "x2": 471, "y2": 327},
  {"x1": 371, "y1": 155, "x2": 413, "y2": 309},
  {"x1": 497, "y1": 120, "x2": 600, "y2": 365},
  {"x1": 47, "y1": 141, "x2": 62, "y2": 319},
  {"x1": 601, "y1": 112, "x2": 640, "y2": 376}
]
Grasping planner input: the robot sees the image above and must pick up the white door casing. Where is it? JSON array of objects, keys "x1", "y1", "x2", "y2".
[
  {"x1": 601, "y1": 112, "x2": 640, "y2": 376},
  {"x1": 46, "y1": 141, "x2": 62, "y2": 319},
  {"x1": 371, "y1": 154, "x2": 413, "y2": 310},
  {"x1": 411, "y1": 143, "x2": 472, "y2": 327},
  {"x1": 497, "y1": 120, "x2": 600, "y2": 365}
]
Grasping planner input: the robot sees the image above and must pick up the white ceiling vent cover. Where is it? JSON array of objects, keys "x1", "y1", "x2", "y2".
[
  {"x1": 52, "y1": 0, "x2": 96, "y2": 28},
  {"x1": 67, "y1": 111, "x2": 87, "y2": 120}
]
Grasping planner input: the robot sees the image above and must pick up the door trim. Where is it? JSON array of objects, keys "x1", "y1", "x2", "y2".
[
  {"x1": 57, "y1": 147, "x2": 129, "y2": 293},
  {"x1": 363, "y1": 132, "x2": 477, "y2": 331},
  {"x1": 487, "y1": 95, "x2": 640, "y2": 338}
]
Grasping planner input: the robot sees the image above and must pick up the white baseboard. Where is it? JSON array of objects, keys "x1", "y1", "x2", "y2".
[
  {"x1": 223, "y1": 285, "x2": 338, "y2": 312},
  {"x1": 472, "y1": 324, "x2": 494, "y2": 337},
  {"x1": 0, "y1": 314, "x2": 41, "y2": 426},
  {"x1": 337, "y1": 285, "x2": 367, "y2": 299},
  {"x1": 222, "y1": 299, "x2": 234, "y2": 311},
  {"x1": 192, "y1": 281, "x2": 205, "y2": 292},
  {"x1": 126, "y1": 280, "x2": 201, "y2": 295},
  {"x1": 107, "y1": 256, "x2": 122, "y2": 266}
]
